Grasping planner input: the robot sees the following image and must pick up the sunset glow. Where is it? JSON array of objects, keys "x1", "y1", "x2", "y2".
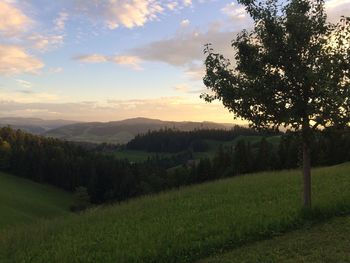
[{"x1": 0, "y1": 0, "x2": 349, "y2": 122}]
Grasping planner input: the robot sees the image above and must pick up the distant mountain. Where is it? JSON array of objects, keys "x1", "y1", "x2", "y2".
[
  {"x1": 45, "y1": 117, "x2": 234, "y2": 144},
  {"x1": 0, "y1": 117, "x2": 78, "y2": 134}
]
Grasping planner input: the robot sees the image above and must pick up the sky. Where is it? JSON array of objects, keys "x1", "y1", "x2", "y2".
[{"x1": 0, "y1": 0, "x2": 349, "y2": 123}]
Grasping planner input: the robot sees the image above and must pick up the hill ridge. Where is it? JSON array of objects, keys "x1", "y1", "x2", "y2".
[{"x1": 44, "y1": 117, "x2": 235, "y2": 144}]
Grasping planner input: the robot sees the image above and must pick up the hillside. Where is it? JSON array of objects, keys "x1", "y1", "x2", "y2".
[
  {"x1": 2, "y1": 163, "x2": 350, "y2": 262},
  {"x1": 44, "y1": 117, "x2": 234, "y2": 144},
  {"x1": 0, "y1": 117, "x2": 77, "y2": 134},
  {"x1": 201, "y1": 215, "x2": 350, "y2": 263},
  {"x1": 0, "y1": 172, "x2": 73, "y2": 229}
]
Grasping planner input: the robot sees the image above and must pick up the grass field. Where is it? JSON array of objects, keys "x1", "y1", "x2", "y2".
[
  {"x1": 0, "y1": 172, "x2": 73, "y2": 229},
  {"x1": 200, "y1": 215, "x2": 350, "y2": 263},
  {"x1": 1, "y1": 163, "x2": 350, "y2": 262}
]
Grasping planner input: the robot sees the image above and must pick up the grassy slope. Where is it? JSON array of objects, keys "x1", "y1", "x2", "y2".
[
  {"x1": 200, "y1": 215, "x2": 350, "y2": 263},
  {"x1": 0, "y1": 172, "x2": 73, "y2": 229},
  {"x1": 1, "y1": 163, "x2": 350, "y2": 262}
]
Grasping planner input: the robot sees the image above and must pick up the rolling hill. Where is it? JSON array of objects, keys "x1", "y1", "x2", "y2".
[
  {"x1": 0, "y1": 117, "x2": 77, "y2": 134},
  {"x1": 44, "y1": 117, "x2": 235, "y2": 144},
  {"x1": 0, "y1": 172, "x2": 73, "y2": 229},
  {"x1": 2, "y1": 163, "x2": 350, "y2": 262}
]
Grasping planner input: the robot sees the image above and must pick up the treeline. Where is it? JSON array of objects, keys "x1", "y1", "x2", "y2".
[
  {"x1": 198, "y1": 129, "x2": 350, "y2": 180},
  {"x1": 0, "y1": 127, "x2": 169, "y2": 203},
  {"x1": 127, "y1": 126, "x2": 262, "y2": 152},
  {"x1": 0, "y1": 127, "x2": 197, "y2": 204},
  {"x1": 1, "y1": 127, "x2": 350, "y2": 206}
]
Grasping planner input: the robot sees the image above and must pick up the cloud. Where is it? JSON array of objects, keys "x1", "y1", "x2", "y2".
[
  {"x1": 221, "y1": 2, "x2": 247, "y2": 20},
  {"x1": 70, "y1": 0, "x2": 196, "y2": 29},
  {"x1": 130, "y1": 27, "x2": 236, "y2": 66},
  {"x1": 0, "y1": 89, "x2": 59, "y2": 103},
  {"x1": 25, "y1": 11, "x2": 67, "y2": 52},
  {"x1": 167, "y1": 2, "x2": 178, "y2": 10},
  {"x1": 173, "y1": 83, "x2": 206, "y2": 94},
  {"x1": 48, "y1": 67, "x2": 63, "y2": 74},
  {"x1": 71, "y1": 0, "x2": 164, "y2": 29},
  {"x1": 325, "y1": 0, "x2": 350, "y2": 22},
  {"x1": 74, "y1": 54, "x2": 142, "y2": 70},
  {"x1": 0, "y1": 1, "x2": 32, "y2": 36},
  {"x1": 109, "y1": 55, "x2": 142, "y2": 70},
  {"x1": 185, "y1": 62, "x2": 206, "y2": 80},
  {"x1": 27, "y1": 33, "x2": 64, "y2": 51},
  {"x1": 174, "y1": 83, "x2": 191, "y2": 92},
  {"x1": 0, "y1": 96, "x2": 238, "y2": 123},
  {"x1": 16, "y1": 89, "x2": 35, "y2": 94},
  {"x1": 183, "y1": 0, "x2": 192, "y2": 6},
  {"x1": 15, "y1": 79, "x2": 32, "y2": 89},
  {"x1": 54, "y1": 12, "x2": 69, "y2": 31},
  {"x1": 181, "y1": 19, "x2": 190, "y2": 27},
  {"x1": 74, "y1": 54, "x2": 107, "y2": 63},
  {"x1": 0, "y1": 44, "x2": 44, "y2": 75}
]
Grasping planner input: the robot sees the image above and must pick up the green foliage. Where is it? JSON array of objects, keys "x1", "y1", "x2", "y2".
[
  {"x1": 202, "y1": 0, "x2": 350, "y2": 208},
  {"x1": 203, "y1": 0, "x2": 350, "y2": 131},
  {"x1": 127, "y1": 126, "x2": 260, "y2": 153},
  {"x1": 2, "y1": 164, "x2": 350, "y2": 262},
  {"x1": 233, "y1": 139, "x2": 253, "y2": 174},
  {"x1": 0, "y1": 172, "x2": 73, "y2": 229},
  {"x1": 0, "y1": 139, "x2": 11, "y2": 169}
]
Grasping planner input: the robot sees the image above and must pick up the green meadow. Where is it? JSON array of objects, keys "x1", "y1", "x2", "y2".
[
  {"x1": 1, "y1": 163, "x2": 350, "y2": 262},
  {"x1": 200, "y1": 215, "x2": 350, "y2": 263},
  {"x1": 0, "y1": 172, "x2": 73, "y2": 229}
]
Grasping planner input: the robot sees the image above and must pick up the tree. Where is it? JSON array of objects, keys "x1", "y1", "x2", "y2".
[
  {"x1": 255, "y1": 137, "x2": 275, "y2": 171},
  {"x1": 0, "y1": 139, "x2": 11, "y2": 169},
  {"x1": 202, "y1": 0, "x2": 350, "y2": 208},
  {"x1": 233, "y1": 140, "x2": 253, "y2": 174},
  {"x1": 71, "y1": 186, "x2": 90, "y2": 212}
]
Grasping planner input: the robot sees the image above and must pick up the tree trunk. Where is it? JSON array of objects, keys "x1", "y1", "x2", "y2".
[{"x1": 302, "y1": 138, "x2": 311, "y2": 209}]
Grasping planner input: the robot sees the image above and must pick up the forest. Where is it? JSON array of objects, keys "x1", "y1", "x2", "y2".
[
  {"x1": 1, "y1": 126, "x2": 350, "y2": 206},
  {"x1": 126, "y1": 126, "x2": 261, "y2": 152}
]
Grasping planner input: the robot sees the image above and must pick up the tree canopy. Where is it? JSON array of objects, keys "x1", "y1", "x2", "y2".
[
  {"x1": 202, "y1": 0, "x2": 350, "y2": 208},
  {"x1": 203, "y1": 0, "x2": 350, "y2": 131}
]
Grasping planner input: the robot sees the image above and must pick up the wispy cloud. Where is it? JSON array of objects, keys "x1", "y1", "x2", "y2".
[
  {"x1": 0, "y1": 44, "x2": 44, "y2": 75},
  {"x1": 0, "y1": 97, "x2": 238, "y2": 123},
  {"x1": 69, "y1": 0, "x2": 196, "y2": 29},
  {"x1": 74, "y1": 54, "x2": 107, "y2": 63},
  {"x1": 174, "y1": 83, "x2": 191, "y2": 92},
  {"x1": 54, "y1": 12, "x2": 69, "y2": 31},
  {"x1": 0, "y1": 1, "x2": 32, "y2": 37},
  {"x1": 221, "y1": 2, "x2": 247, "y2": 20},
  {"x1": 180, "y1": 19, "x2": 190, "y2": 27},
  {"x1": 15, "y1": 79, "x2": 32, "y2": 89},
  {"x1": 325, "y1": 0, "x2": 350, "y2": 22},
  {"x1": 27, "y1": 33, "x2": 64, "y2": 51},
  {"x1": 130, "y1": 26, "x2": 236, "y2": 67},
  {"x1": 0, "y1": 89, "x2": 59, "y2": 103},
  {"x1": 74, "y1": 54, "x2": 142, "y2": 70},
  {"x1": 48, "y1": 67, "x2": 63, "y2": 74},
  {"x1": 109, "y1": 55, "x2": 143, "y2": 70}
]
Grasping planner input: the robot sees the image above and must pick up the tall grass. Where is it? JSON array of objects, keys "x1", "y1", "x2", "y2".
[
  {"x1": 0, "y1": 172, "x2": 73, "y2": 229},
  {"x1": 200, "y1": 215, "x2": 350, "y2": 263},
  {"x1": 1, "y1": 163, "x2": 350, "y2": 262}
]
